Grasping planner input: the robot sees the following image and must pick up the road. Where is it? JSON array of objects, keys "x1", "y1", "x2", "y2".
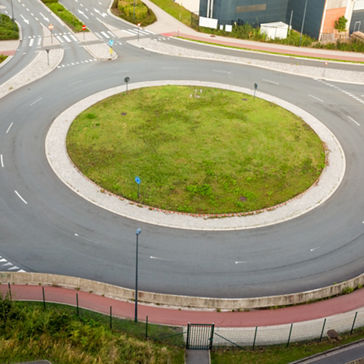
[{"x1": 0, "y1": 0, "x2": 364, "y2": 298}]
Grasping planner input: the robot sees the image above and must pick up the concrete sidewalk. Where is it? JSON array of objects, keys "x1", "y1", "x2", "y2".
[{"x1": 2, "y1": 283, "x2": 364, "y2": 346}]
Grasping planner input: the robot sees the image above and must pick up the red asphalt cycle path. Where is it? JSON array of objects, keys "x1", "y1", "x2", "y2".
[{"x1": 1, "y1": 284, "x2": 363, "y2": 327}]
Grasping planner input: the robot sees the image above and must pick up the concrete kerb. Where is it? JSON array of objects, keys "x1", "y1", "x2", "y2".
[
  {"x1": 45, "y1": 80, "x2": 345, "y2": 231},
  {"x1": 128, "y1": 39, "x2": 364, "y2": 85},
  {"x1": 1, "y1": 271, "x2": 364, "y2": 311}
]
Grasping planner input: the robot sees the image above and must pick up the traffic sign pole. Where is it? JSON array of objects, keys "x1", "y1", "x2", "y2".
[{"x1": 82, "y1": 25, "x2": 86, "y2": 40}]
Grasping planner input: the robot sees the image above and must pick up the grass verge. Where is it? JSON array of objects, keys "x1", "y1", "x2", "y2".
[
  {"x1": 0, "y1": 14, "x2": 19, "y2": 40},
  {"x1": 111, "y1": 0, "x2": 156, "y2": 26},
  {"x1": 41, "y1": 0, "x2": 87, "y2": 33},
  {"x1": 67, "y1": 85, "x2": 325, "y2": 214},
  {"x1": 0, "y1": 298, "x2": 184, "y2": 364},
  {"x1": 211, "y1": 326, "x2": 364, "y2": 363},
  {"x1": 0, "y1": 55, "x2": 7, "y2": 63}
]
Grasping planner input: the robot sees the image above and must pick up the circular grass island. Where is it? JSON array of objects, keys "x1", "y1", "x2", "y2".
[{"x1": 66, "y1": 86, "x2": 325, "y2": 214}]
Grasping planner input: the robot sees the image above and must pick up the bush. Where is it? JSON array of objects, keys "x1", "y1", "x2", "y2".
[
  {"x1": 112, "y1": 0, "x2": 156, "y2": 26},
  {"x1": 0, "y1": 14, "x2": 19, "y2": 40}
]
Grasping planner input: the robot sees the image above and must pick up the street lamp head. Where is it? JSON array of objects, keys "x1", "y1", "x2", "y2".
[{"x1": 136, "y1": 228, "x2": 142, "y2": 236}]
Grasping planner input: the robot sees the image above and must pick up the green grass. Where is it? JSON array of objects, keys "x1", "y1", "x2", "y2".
[
  {"x1": 67, "y1": 86, "x2": 325, "y2": 214},
  {"x1": 0, "y1": 55, "x2": 7, "y2": 63},
  {"x1": 41, "y1": 0, "x2": 87, "y2": 33},
  {"x1": 0, "y1": 14, "x2": 19, "y2": 40},
  {"x1": 211, "y1": 326, "x2": 364, "y2": 363},
  {"x1": 0, "y1": 298, "x2": 184, "y2": 364},
  {"x1": 111, "y1": 0, "x2": 156, "y2": 26}
]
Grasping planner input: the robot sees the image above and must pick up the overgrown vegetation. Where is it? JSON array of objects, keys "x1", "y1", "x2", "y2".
[
  {"x1": 211, "y1": 326, "x2": 364, "y2": 363},
  {"x1": 41, "y1": 0, "x2": 87, "y2": 33},
  {"x1": 111, "y1": 0, "x2": 156, "y2": 26},
  {"x1": 0, "y1": 54, "x2": 7, "y2": 63},
  {"x1": 0, "y1": 297, "x2": 184, "y2": 364},
  {"x1": 334, "y1": 16, "x2": 348, "y2": 32},
  {"x1": 0, "y1": 14, "x2": 19, "y2": 40},
  {"x1": 67, "y1": 86, "x2": 325, "y2": 214}
]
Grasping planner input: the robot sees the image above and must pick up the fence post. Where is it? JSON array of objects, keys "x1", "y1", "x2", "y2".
[
  {"x1": 42, "y1": 287, "x2": 46, "y2": 310},
  {"x1": 76, "y1": 292, "x2": 79, "y2": 316},
  {"x1": 7, "y1": 282, "x2": 11, "y2": 300},
  {"x1": 351, "y1": 312, "x2": 358, "y2": 335},
  {"x1": 109, "y1": 306, "x2": 112, "y2": 330},
  {"x1": 145, "y1": 315, "x2": 148, "y2": 339},
  {"x1": 319, "y1": 318, "x2": 326, "y2": 341},
  {"x1": 252, "y1": 326, "x2": 258, "y2": 350},
  {"x1": 286, "y1": 323, "x2": 293, "y2": 347}
]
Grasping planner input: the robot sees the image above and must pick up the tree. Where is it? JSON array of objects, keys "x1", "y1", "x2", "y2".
[{"x1": 334, "y1": 16, "x2": 347, "y2": 32}]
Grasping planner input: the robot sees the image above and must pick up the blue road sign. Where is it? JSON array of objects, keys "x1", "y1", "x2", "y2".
[
  {"x1": 108, "y1": 39, "x2": 114, "y2": 47},
  {"x1": 135, "y1": 176, "x2": 141, "y2": 185}
]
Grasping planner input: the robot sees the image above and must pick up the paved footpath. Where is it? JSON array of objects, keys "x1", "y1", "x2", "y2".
[{"x1": 2, "y1": 284, "x2": 364, "y2": 346}]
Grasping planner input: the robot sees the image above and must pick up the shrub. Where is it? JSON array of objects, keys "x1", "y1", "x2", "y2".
[
  {"x1": 112, "y1": 0, "x2": 156, "y2": 26},
  {"x1": 0, "y1": 14, "x2": 19, "y2": 40}
]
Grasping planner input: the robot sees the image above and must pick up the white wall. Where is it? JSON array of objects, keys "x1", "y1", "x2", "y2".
[{"x1": 174, "y1": 0, "x2": 200, "y2": 14}]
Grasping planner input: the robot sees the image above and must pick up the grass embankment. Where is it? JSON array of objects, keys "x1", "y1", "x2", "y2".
[
  {"x1": 111, "y1": 0, "x2": 156, "y2": 26},
  {"x1": 0, "y1": 14, "x2": 19, "y2": 40},
  {"x1": 0, "y1": 297, "x2": 184, "y2": 364},
  {"x1": 41, "y1": 0, "x2": 87, "y2": 33},
  {"x1": 211, "y1": 326, "x2": 364, "y2": 363},
  {"x1": 67, "y1": 86, "x2": 325, "y2": 214}
]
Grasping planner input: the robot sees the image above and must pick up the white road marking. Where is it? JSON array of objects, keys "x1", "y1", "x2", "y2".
[
  {"x1": 0, "y1": 259, "x2": 7, "y2": 263},
  {"x1": 149, "y1": 255, "x2": 170, "y2": 262},
  {"x1": 56, "y1": 35, "x2": 64, "y2": 43},
  {"x1": 100, "y1": 31, "x2": 109, "y2": 38},
  {"x1": 14, "y1": 190, "x2": 28, "y2": 205},
  {"x1": 74, "y1": 233, "x2": 79, "y2": 236},
  {"x1": 262, "y1": 79, "x2": 279, "y2": 85},
  {"x1": 31, "y1": 12, "x2": 34, "y2": 16},
  {"x1": 213, "y1": 69, "x2": 231, "y2": 74},
  {"x1": 37, "y1": 38, "x2": 41, "y2": 46},
  {"x1": 0, "y1": 154, "x2": 4, "y2": 168},
  {"x1": 121, "y1": 29, "x2": 134, "y2": 35},
  {"x1": 309, "y1": 94, "x2": 324, "y2": 103},
  {"x1": 318, "y1": 79, "x2": 364, "y2": 105},
  {"x1": 35, "y1": 17, "x2": 39, "y2": 21},
  {"x1": 6, "y1": 122, "x2": 13, "y2": 134},
  {"x1": 310, "y1": 247, "x2": 320, "y2": 252},
  {"x1": 28, "y1": 38, "x2": 34, "y2": 47},
  {"x1": 20, "y1": 14, "x2": 29, "y2": 24},
  {"x1": 107, "y1": 31, "x2": 115, "y2": 37},
  {"x1": 348, "y1": 116, "x2": 360, "y2": 127},
  {"x1": 70, "y1": 80, "x2": 83, "y2": 86},
  {"x1": 30, "y1": 97, "x2": 42, "y2": 106},
  {"x1": 18, "y1": 269, "x2": 26, "y2": 272},
  {"x1": 94, "y1": 8, "x2": 107, "y2": 17},
  {"x1": 78, "y1": 9, "x2": 89, "y2": 19},
  {"x1": 143, "y1": 29, "x2": 155, "y2": 34},
  {"x1": 3, "y1": 262, "x2": 12, "y2": 267},
  {"x1": 94, "y1": 32, "x2": 103, "y2": 40},
  {"x1": 234, "y1": 260, "x2": 246, "y2": 264},
  {"x1": 63, "y1": 34, "x2": 71, "y2": 42},
  {"x1": 8, "y1": 266, "x2": 19, "y2": 270},
  {"x1": 70, "y1": 34, "x2": 78, "y2": 42}
]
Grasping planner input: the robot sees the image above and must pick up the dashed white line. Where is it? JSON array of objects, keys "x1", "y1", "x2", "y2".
[
  {"x1": 0, "y1": 154, "x2": 4, "y2": 168},
  {"x1": 8, "y1": 266, "x2": 19, "y2": 270},
  {"x1": 14, "y1": 190, "x2": 28, "y2": 205},
  {"x1": 309, "y1": 94, "x2": 324, "y2": 103},
  {"x1": 39, "y1": 12, "x2": 49, "y2": 22},
  {"x1": 348, "y1": 116, "x2": 360, "y2": 127},
  {"x1": 3, "y1": 262, "x2": 12, "y2": 267},
  {"x1": 310, "y1": 247, "x2": 320, "y2": 252},
  {"x1": 20, "y1": 14, "x2": 29, "y2": 24},
  {"x1": 6, "y1": 122, "x2": 13, "y2": 134},
  {"x1": 28, "y1": 38, "x2": 34, "y2": 47},
  {"x1": 149, "y1": 255, "x2": 170, "y2": 262},
  {"x1": 234, "y1": 260, "x2": 246, "y2": 264},
  {"x1": 262, "y1": 79, "x2": 279, "y2": 85},
  {"x1": 0, "y1": 258, "x2": 7, "y2": 263},
  {"x1": 30, "y1": 97, "x2": 42, "y2": 106},
  {"x1": 56, "y1": 35, "x2": 64, "y2": 43}
]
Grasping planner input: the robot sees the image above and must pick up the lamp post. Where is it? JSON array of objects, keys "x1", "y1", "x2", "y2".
[
  {"x1": 10, "y1": 0, "x2": 14, "y2": 21},
  {"x1": 299, "y1": 0, "x2": 308, "y2": 47},
  {"x1": 134, "y1": 228, "x2": 142, "y2": 323}
]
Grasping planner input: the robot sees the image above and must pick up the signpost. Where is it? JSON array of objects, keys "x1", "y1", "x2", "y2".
[
  {"x1": 137, "y1": 23, "x2": 141, "y2": 41},
  {"x1": 253, "y1": 83, "x2": 258, "y2": 98},
  {"x1": 124, "y1": 76, "x2": 130, "y2": 93},
  {"x1": 45, "y1": 48, "x2": 50, "y2": 66},
  {"x1": 48, "y1": 23, "x2": 54, "y2": 44},
  {"x1": 82, "y1": 24, "x2": 86, "y2": 40},
  {"x1": 108, "y1": 39, "x2": 114, "y2": 59},
  {"x1": 135, "y1": 176, "x2": 141, "y2": 199}
]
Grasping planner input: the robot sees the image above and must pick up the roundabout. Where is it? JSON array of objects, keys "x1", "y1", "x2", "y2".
[{"x1": 1, "y1": 19, "x2": 364, "y2": 301}]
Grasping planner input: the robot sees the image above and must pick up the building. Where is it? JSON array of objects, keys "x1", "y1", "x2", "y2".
[{"x1": 193, "y1": 0, "x2": 364, "y2": 39}]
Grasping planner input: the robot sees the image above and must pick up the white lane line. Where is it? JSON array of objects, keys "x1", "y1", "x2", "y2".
[
  {"x1": 30, "y1": 97, "x2": 42, "y2": 106},
  {"x1": 262, "y1": 79, "x2": 279, "y2": 85},
  {"x1": 3, "y1": 262, "x2": 12, "y2": 267},
  {"x1": 149, "y1": 255, "x2": 170, "y2": 262},
  {"x1": 309, "y1": 94, "x2": 324, "y2": 103},
  {"x1": 6, "y1": 122, "x2": 13, "y2": 134},
  {"x1": 14, "y1": 190, "x2": 28, "y2": 205},
  {"x1": 213, "y1": 69, "x2": 231, "y2": 74},
  {"x1": 0, "y1": 259, "x2": 7, "y2": 263},
  {"x1": 100, "y1": 31, "x2": 109, "y2": 38},
  {"x1": 35, "y1": 17, "x2": 39, "y2": 21},
  {"x1": 234, "y1": 260, "x2": 246, "y2": 264},
  {"x1": 78, "y1": 9, "x2": 89, "y2": 19},
  {"x1": 39, "y1": 12, "x2": 49, "y2": 22},
  {"x1": 70, "y1": 34, "x2": 77, "y2": 42},
  {"x1": 121, "y1": 29, "x2": 134, "y2": 35},
  {"x1": 28, "y1": 38, "x2": 34, "y2": 47},
  {"x1": 37, "y1": 38, "x2": 41, "y2": 46},
  {"x1": 18, "y1": 269, "x2": 26, "y2": 272},
  {"x1": 94, "y1": 32, "x2": 103, "y2": 40},
  {"x1": 143, "y1": 29, "x2": 155, "y2": 34},
  {"x1": 310, "y1": 247, "x2": 320, "y2": 252},
  {"x1": 56, "y1": 35, "x2": 64, "y2": 43},
  {"x1": 348, "y1": 116, "x2": 360, "y2": 127},
  {"x1": 8, "y1": 266, "x2": 19, "y2": 270},
  {"x1": 0, "y1": 154, "x2": 4, "y2": 168},
  {"x1": 318, "y1": 79, "x2": 364, "y2": 105}
]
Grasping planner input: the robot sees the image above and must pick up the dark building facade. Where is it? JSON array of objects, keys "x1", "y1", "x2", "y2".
[{"x1": 199, "y1": 0, "x2": 326, "y2": 39}]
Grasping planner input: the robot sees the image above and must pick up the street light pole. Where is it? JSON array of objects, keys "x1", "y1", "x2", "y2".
[
  {"x1": 299, "y1": 0, "x2": 308, "y2": 47},
  {"x1": 10, "y1": 0, "x2": 14, "y2": 21},
  {"x1": 134, "y1": 228, "x2": 142, "y2": 323}
]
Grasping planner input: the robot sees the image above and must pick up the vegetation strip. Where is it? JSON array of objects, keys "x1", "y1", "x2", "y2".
[
  {"x1": 67, "y1": 85, "x2": 325, "y2": 214},
  {"x1": 0, "y1": 14, "x2": 19, "y2": 40},
  {"x1": 111, "y1": 0, "x2": 156, "y2": 26},
  {"x1": 41, "y1": 0, "x2": 87, "y2": 33}
]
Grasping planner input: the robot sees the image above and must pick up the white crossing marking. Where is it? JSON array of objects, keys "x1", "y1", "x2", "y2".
[
  {"x1": 3, "y1": 262, "x2": 12, "y2": 267},
  {"x1": 308, "y1": 95, "x2": 324, "y2": 103},
  {"x1": 63, "y1": 34, "x2": 71, "y2": 42},
  {"x1": 94, "y1": 32, "x2": 103, "y2": 40},
  {"x1": 69, "y1": 34, "x2": 78, "y2": 42},
  {"x1": 0, "y1": 259, "x2": 7, "y2": 263},
  {"x1": 8, "y1": 266, "x2": 19, "y2": 270},
  {"x1": 0, "y1": 154, "x2": 4, "y2": 168},
  {"x1": 121, "y1": 29, "x2": 134, "y2": 35},
  {"x1": 56, "y1": 35, "x2": 64, "y2": 43},
  {"x1": 100, "y1": 31, "x2": 109, "y2": 38}
]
